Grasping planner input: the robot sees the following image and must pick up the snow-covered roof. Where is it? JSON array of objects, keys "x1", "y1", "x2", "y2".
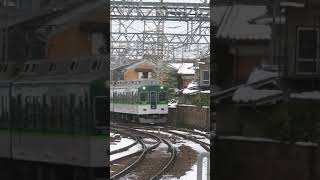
[
  {"x1": 233, "y1": 86, "x2": 283, "y2": 103},
  {"x1": 247, "y1": 69, "x2": 278, "y2": 84},
  {"x1": 187, "y1": 81, "x2": 197, "y2": 89},
  {"x1": 213, "y1": 5, "x2": 271, "y2": 40},
  {"x1": 280, "y1": 2, "x2": 305, "y2": 8},
  {"x1": 169, "y1": 63, "x2": 195, "y2": 75},
  {"x1": 291, "y1": 91, "x2": 320, "y2": 100}
]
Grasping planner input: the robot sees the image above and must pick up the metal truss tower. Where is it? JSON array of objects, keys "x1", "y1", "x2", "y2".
[{"x1": 110, "y1": 0, "x2": 210, "y2": 73}]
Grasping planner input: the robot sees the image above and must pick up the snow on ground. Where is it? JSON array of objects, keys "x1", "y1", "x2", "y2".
[
  {"x1": 201, "y1": 90, "x2": 210, "y2": 93},
  {"x1": 187, "y1": 82, "x2": 197, "y2": 89},
  {"x1": 194, "y1": 129, "x2": 209, "y2": 135},
  {"x1": 233, "y1": 86, "x2": 282, "y2": 103},
  {"x1": 291, "y1": 91, "x2": 320, "y2": 100},
  {"x1": 182, "y1": 89, "x2": 198, "y2": 94},
  {"x1": 162, "y1": 139, "x2": 208, "y2": 180},
  {"x1": 247, "y1": 69, "x2": 278, "y2": 84},
  {"x1": 169, "y1": 130, "x2": 189, "y2": 135},
  {"x1": 136, "y1": 129, "x2": 174, "y2": 137},
  {"x1": 110, "y1": 144, "x2": 142, "y2": 162},
  {"x1": 168, "y1": 99, "x2": 178, "y2": 108},
  {"x1": 143, "y1": 137, "x2": 158, "y2": 144},
  {"x1": 110, "y1": 136, "x2": 136, "y2": 152}
]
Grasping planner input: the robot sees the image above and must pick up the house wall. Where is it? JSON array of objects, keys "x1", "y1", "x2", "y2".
[
  {"x1": 123, "y1": 62, "x2": 155, "y2": 80},
  {"x1": 47, "y1": 26, "x2": 92, "y2": 59},
  {"x1": 47, "y1": 6, "x2": 108, "y2": 59},
  {"x1": 124, "y1": 69, "x2": 139, "y2": 80}
]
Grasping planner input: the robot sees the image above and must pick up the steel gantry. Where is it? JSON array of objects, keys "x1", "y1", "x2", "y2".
[{"x1": 110, "y1": 0, "x2": 210, "y2": 76}]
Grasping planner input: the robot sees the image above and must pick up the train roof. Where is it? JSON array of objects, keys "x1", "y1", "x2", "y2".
[
  {"x1": 111, "y1": 79, "x2": 160, "y2": 89},
  {"x1": 1, "y1": 57, "x2": 107, "y2": 85},
  {"x1": 13, "y1": 73, "x2": 104, "y2": 85}
]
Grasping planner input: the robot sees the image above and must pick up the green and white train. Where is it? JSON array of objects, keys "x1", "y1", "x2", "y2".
[{"x1": 110, "y1": 79, "x2": 168, "y2": 124}]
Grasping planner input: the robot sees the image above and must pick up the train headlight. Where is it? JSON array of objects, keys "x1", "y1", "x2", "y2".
[
  {"x1": 160, "y1": 86, "x2": 164, "y2": 89},
  {"x1": 143, "y1": 86, "x2": 146, "y2": 90}
]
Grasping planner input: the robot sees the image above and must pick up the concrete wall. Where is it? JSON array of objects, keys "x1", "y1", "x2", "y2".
[
  {"x1": 215, "y1": 137, "x2": 320, "y2": 180},
  {"x1": 168, "y1": 105, "x2": 210, "y2": 130}
]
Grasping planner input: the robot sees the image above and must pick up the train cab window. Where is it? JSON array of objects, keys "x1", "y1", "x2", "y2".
[
  {"x1": 159, "y1": 92, "x2": 167, "y2": 101},
  {"x1": 139, "y1": 92, "x2": 148, "y2": 102}
]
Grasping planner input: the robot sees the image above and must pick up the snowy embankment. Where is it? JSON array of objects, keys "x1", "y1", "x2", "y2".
[
  {"x1": 110, "y1": 143, "x2": 142, "y2": 162},
  {"x1": 110, "y1": 133, "x2": 141, "y2": 162},
  {"x1": 110, "y1": 135, "x2": 136, "y2": 152}
]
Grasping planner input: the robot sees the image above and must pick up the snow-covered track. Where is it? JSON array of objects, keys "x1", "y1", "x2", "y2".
[
  {"x1": 111, "y1": 124, "x2": 177, "y2": 180},
  {"x1": 162, "y1": 129, "x2": 210, "y2": 152},
  {"x1": 149, "y1": 138, "x2": 177, "y2": 180},
  {"x1": 110, "y1": 139, "x2": 147, "y2": 180}
]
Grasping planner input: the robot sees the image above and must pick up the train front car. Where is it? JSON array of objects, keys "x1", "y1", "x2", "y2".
[
  {"x1": 137, "y1": 84, "x2": 168, "y2": 124},
  {"x1": 110, "y1": 79, "x2": 168, "y2": 124}
]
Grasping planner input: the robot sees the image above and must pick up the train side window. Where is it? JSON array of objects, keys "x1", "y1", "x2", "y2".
[
  {"x1": 49, "y1": 63, "x2": 56, "y2": 72},
  {"x1": 24, "y1": 64, "x2": 30, "y2": 72},
  {"x1": 126, "y1": 92, "x2": 131, "y2": 104},
  {"x1": 114, "y1": 92, "x2": 118, "y2": 103},
  {"x1": 159, "y1": 92, "x2": 167, "y2": 101},
  {"x1": 131, "y1": 92, "x2": 134, "y2": 104},
  {"x1": 31, "y1": 64, "x2": 36, "y2": 72},
  {"x1": 139, "y1": 92, "x2": 148, "y2": 102}
]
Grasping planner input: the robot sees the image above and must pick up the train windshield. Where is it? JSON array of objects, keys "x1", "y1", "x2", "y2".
[
  {"x1": 139, "y1": 92, "x2": 149, "y2": 102},
  {"x1": 158, "y1": 92, "x2": 167, "y2": 101}
]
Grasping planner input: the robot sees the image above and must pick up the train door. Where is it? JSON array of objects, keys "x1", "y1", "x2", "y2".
[{"x1": 150, "y1": 91, "x2": 157, "y2": 109}]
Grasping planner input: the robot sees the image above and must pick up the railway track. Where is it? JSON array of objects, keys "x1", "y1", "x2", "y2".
[{"x1": 110, "y1": 125, "x2": 177, "y2": 180}]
